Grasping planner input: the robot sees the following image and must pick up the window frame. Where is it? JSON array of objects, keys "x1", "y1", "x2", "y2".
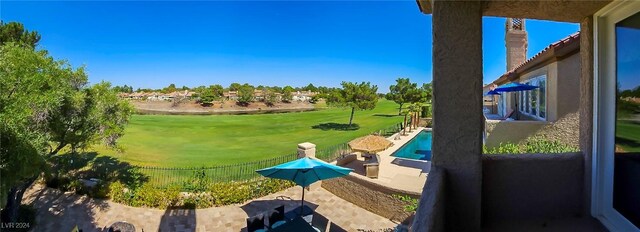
[
  {"x1": 593, "y1": 1, "x2": 640, "y2": 231},
  {"x1": 518, "y1": 75, "x2": 547, "y2": 121}
]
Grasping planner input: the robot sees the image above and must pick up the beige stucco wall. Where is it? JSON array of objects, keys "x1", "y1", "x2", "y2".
[
  {"x1": 557, "y1": 53, "x2": 581, "y2": 118},
  {"x1": 485, "y1": 120, "x2": 548, "y2": 148},
  {"x1": 485, "y1": 112, "x2": 580, "y2": 149}
]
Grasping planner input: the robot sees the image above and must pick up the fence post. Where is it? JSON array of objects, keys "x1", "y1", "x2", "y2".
[{"x1": 297, "y1": 142, "x2": 321, "y2": 191}]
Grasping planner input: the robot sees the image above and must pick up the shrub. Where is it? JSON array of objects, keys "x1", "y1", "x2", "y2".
[
  {"x1": 108, "y1": 178, "x2": 293, "y2": 209},
  {"x1": 209, "y1": 181, "x2": 253, "y2": 205},
  {"x1": 130, "y1": 183, "x2": 180, "y2": 208},
  {"x1": 483, "y1": 136, "x2": 579, "y2": 154},
  {"x1": 483, "y1": 142, "x2": 522, "y2": 154},
  {"x1": 393, "y1": 194, "x2": 419, "y2": 213},
  {"x1": 109, "y1": 181, "x2": 133, "y2": 205},
  {"x1": 524, "y1": 137, "x2": 579, "y2": 153},
  {"x1": 181, "y1": 169, "x2": 211, "y2": 193}
]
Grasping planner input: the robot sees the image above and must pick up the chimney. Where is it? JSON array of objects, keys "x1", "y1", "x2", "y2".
[{"x1": 505, "y1": 18, "x2": 528, "y2": 71}]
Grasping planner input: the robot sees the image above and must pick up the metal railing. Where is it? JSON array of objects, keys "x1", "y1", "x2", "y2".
[{"x1": 137, "y1": 153, "x2": 297, "y2": 188}]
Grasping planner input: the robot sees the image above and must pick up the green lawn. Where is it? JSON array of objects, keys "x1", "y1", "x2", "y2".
[
  {"x1": 616, "y1": 119, "x2": 640, "y2": 152},
  {"x1": 94, "y1": 100, "x2": 403, "y2": 167}
]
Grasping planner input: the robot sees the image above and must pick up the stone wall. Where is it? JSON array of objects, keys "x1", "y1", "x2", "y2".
[{"x1": 321, "y1": 174, "x2": 420, "y2": 224}]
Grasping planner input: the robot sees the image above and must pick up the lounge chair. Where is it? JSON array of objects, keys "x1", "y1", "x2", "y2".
[{"x1": 246, "y1": 214, "x2": 266, "y2": 232}]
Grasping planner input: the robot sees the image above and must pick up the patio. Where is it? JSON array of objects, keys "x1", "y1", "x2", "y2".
[
  {"x1": 337, "y1": 128, "x2": 430, "y2": 194},
  {"x1": 22, "y1": 183, "x2": 396, "y2": 231}
]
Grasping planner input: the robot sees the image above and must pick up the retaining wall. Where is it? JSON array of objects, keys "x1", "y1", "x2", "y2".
[{"x1": 321, "y1": 174, "x2": 420, "y2": 224}]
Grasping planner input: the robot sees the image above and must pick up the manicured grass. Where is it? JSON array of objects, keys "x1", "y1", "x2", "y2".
[
  {"x1": 94, "y1": 100, "x2": 403, "y2": 167},
  {"x1": 616, "y1": 119, "x2": 640, "y2": 152}
]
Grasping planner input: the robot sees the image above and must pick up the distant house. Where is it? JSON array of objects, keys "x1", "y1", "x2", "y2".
[
  {"x1": 223, "y1": 91, "x2": 238, "y2": 101},
  {"x1": 253, "y1": 89, "x2": 265, "y2": 101},
  {"x1": 484, "y1": 19, "x2": 580, "y2": 148},
  {"x1": 292, "y1": 90, "x2": 318, "y2": 102}
]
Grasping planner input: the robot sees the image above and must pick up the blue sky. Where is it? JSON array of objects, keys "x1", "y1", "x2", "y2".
[{"x1": 2, "y1": 1, "x2": 579, "y2": 92}]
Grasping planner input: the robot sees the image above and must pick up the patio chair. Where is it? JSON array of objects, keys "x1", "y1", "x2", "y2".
[
  {"x1": 246, "y1": 214, "x2": 266, "y2": 232},
  {"x1": 363, "y1": 154, "x2": 380, "y2": 178},
  {"x1": 311, "y1": 212, "x2": 330, "y2": 232},
  {"x1": 500, "y1": 109, "x2": 515, "y2": 120},
  {"x1": 267, "y1": 208, "x2": 286, "y2": 229}
]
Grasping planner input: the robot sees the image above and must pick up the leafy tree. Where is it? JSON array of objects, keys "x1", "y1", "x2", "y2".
[
  {"x1": 263, "y1": 90, "x2": 279, "y2": 106},
  {"x1": 270, "y1": 86, "x2": 283, "y2": 94},
  {"x1": 229, "y1": 83, "x2": 242, "y2": 91},
  {"x1": 181, "y1": 85, "x2": 189, "y2": 91},
  {"x1": 209, "y1": 84, "x2": 224, "y2": 97},
  {"x1": 422, "y1": 82, "x2": 433, "y2": 103},
  {"x1": 328, "y1": 81, "x2": 379, "y2": 127},
  {"x1": 113, "y1": 85, "x2": 133, "y2": 93},
  {"x1": 303, "y1": 83, "x2": 318, "y2": 92},
  {"x1": 48, "y1": 81, "x2": 134, "y2": 154},
  {"x1": 0, "y1": 21, "x2": 40, "y2": 48},
  {"x1": 386, "y1": 78, "x2": 423, "y2": 115},
  {"x1": 0, "y1": 43, "x2": 132, "y2": 222},
  {"x1": 237, "y1": 84, "x2": 255, "y2": 106},
  {"x1": 163, "y1": 83, "x2": 177, "y2": 93},
  {"x1": 282, "y1": 86, "x2": 294, "y2": 103}
]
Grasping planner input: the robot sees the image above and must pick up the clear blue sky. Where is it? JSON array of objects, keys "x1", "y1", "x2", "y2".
[{"x1": 2, "y1": 1, "x2": 579, "y2": 92}]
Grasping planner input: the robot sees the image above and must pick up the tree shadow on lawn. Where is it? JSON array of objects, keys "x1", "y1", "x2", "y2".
[
  {"x1": 616, "y1": 136, "x2": 640, "y2": 152},
  {"x1": 48, "y1": 152, "x2": 149, "y2": 189},
  {"x1": 373, "y1": 113, "x2": 401, "y2": 118},
  {"x1": 311, "y1": 123, "x2": 360, "y2": 131}
]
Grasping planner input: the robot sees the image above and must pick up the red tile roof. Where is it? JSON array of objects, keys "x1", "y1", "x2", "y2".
[{"x1": 490, "y1": 32, "x2": 580, "y2": 86}]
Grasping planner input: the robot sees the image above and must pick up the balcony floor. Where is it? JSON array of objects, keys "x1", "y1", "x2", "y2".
[{"x1": 482, "y1": 216, "x2": 608, "y2": 232}]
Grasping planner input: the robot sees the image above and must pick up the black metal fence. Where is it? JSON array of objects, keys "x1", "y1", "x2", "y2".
[
  {"x1": 138, "y1": 153, "x2": 298, "y2": 188},
  {"x1": 136, "y1": 122, "x2": 404, "y2": 188}
]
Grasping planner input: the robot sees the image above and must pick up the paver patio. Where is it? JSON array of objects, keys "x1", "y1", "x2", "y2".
[{"x1": 22, "y1": 183, "x2": 397, "y2": 232}]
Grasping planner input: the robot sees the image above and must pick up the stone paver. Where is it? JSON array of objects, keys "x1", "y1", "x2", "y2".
[{"x1": 22, "y1": 184, "x2": 396, "y2": 232}]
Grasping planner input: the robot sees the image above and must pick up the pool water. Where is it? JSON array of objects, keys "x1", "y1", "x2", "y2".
[{"x1": 391, "y1": 130, "x2": 432, "y2": 161}]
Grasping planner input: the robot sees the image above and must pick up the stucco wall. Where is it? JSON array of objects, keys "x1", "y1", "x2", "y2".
[
  {"x1": 579, "y1": 17, "x2": 594, "y2": 215},
  {"x1": 533, "y1": 112, "x2": 580, "y2": 148},
  {"x1": 482, "y1": 153, "x2": 584, "y2": 227},
  {"x1": 321, "y1": 174, "x2": 420, "y2": 224},
  {"x1": 557, "y1": 53, "x2": 581, "y2": 119},
  {"x1": 411, "y1": 166, "x2": 446, "y2": 232},
  {"x1": 484, "y1": 120, "x2": 548, "y2": 148},
  {"x1": 430, "y1": 0, "x2": 483, "y2": 230},
  {"x1": 485, "y1": 113, "x2": 580, "y2": 149}
]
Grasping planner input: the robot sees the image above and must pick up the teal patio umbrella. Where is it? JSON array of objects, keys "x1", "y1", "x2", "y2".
[{"x1": 256, "y1": 157, "x2": 353, "y2": 213}]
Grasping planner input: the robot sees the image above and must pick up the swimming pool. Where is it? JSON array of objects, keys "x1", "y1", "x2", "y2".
[{"x1": 391, "y1": 130, "x2": 432, "y2": 161}]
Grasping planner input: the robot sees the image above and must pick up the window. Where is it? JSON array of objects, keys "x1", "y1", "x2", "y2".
[{"x1": 518, "y1": 75, "x2": 546, "y2": 120}]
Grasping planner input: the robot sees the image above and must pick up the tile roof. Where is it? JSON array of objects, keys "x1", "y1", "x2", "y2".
[{"x1": 491, "y1": 32, "x2": 580, "y2": 86}]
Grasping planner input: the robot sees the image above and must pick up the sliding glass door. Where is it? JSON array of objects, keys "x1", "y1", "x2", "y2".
[{"x1": 594, "y1": 2, "x2": 640, "y2": 231}]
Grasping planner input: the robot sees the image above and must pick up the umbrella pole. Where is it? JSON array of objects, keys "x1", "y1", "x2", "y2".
[{"x1": 300, "y1": 186, "x2": 305, "y2": 215}]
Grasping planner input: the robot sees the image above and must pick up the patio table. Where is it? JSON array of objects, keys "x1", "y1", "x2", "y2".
[
  {"x1": 270, "y1": 216, "x2": 318, "y2": 232},
  {"x1": 108, "y1": 221, "x2": 135, "y2": 232}
]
